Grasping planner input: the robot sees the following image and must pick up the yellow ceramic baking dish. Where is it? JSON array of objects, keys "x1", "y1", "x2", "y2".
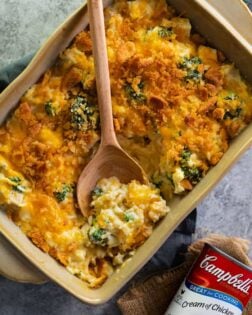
[{"x1": 0, "y1": 0, "x2": 251, "y2": 304}]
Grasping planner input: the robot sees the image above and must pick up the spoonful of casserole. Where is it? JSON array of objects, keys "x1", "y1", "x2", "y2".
[{"x1": 77, "y1": 0, "x2": 148, "y2": 217}]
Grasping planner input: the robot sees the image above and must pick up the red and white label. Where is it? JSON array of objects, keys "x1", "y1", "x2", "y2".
[{"x1": 165, "y1": 244, "x2": 252, "y2": 315}]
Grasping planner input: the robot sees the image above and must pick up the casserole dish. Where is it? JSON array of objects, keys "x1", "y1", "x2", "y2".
[{"x1": 0, "y1": 0, "x2": 251, "y2": 304}]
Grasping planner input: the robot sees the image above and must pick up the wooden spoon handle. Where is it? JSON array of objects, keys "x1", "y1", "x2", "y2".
[{"x1": 88, "y1": 0, "x2": 117, "y2": 147}]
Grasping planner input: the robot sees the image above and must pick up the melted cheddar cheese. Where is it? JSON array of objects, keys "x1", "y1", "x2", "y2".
[
  {"x1": 0, "y1": 0, "x2": 251, "y2": 287},
  {"x1": 87, "y1": 177, "x2": 169, "y2": 252}
]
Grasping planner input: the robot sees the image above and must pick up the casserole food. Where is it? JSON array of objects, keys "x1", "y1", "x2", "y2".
[{"x1": 0, "y1": 0, "x2": 251, "y2": 304}]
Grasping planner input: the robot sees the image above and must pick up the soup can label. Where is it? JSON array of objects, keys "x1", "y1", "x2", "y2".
[{"x1": 165, "y1": 244, "x2": 252, "y2": 315}]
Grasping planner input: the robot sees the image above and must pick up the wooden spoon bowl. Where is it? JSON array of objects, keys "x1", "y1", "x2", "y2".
[
  {"x1": 77, "y1": 0, "x2": 147, "y2": 217},
  {"x1": 77, "y1": 144, "x2": 147, "y2": 217}
]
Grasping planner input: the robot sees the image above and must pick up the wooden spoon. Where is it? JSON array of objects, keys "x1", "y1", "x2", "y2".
[{"x1": 77, "y1": 0, "x2": 148, "y2": 217}]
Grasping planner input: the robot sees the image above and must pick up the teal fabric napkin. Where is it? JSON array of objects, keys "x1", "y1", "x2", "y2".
[{"x1": 0, "y1": 54, "x2": 33, "y2": 91}]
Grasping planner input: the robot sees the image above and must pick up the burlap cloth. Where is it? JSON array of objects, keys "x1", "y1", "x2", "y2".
[{"x1": 117, "y1": 234, "x2": 252, "y2": 315}]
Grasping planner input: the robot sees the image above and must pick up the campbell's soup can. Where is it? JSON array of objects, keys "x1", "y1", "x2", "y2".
[{"x1": 165, "y1": 244, "x2": 252, "y2": 315}]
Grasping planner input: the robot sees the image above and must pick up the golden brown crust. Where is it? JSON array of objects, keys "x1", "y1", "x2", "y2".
[
  {"x1": 61, "y1": 66, "x2": 83, "y2": 90},
  {"x1": 74, "y1": 31, "x2": 93, "y2": 55},
  {"x1": 204, "y1": 66, "x2": 224, "y2": 88},
  {"x1": 28, "y1": 230, "x2": 50, "y2": 253}
]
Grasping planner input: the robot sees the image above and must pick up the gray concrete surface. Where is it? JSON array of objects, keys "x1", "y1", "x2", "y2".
[{"x1": 0, "y1": 1, "x2": 251, "y2": 314}]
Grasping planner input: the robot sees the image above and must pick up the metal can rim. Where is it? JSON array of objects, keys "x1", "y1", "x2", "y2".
[{"x1": 204, "y1": 243, "x2": 252, "y2": 273}]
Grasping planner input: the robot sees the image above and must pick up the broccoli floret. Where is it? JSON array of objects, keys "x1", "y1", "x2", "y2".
[
  {"x1": 158, "y1": 26, "x2": 173, "y2": 38},
  {"x1": 53, "y1": 184, "x2": 72, "y2": 202},
  {"x1": 9, "y1": 177, "x2": 26, "y2": 193},
  {"x1": 222, "y1": 93, "x2": 242, "y2": 119},
  {"x1": 70, "y1": 96, "x2": 99, "y2": 131},
  {"x1": 91, "y1": 187, "x2": 103, "y2": 198},
  {"x1": 125, "y1": 81, "x2": 146, "y2": 104},
  {"x1": 184, "y1": 70, "x2": 202, "y2": 83},
  {"x1": 9, "y1": 177, "x2": 21, "y2": 184},
  {"x1": 223, "y1": 107, "x2": 242, "y2": 120},
  {"x1": 44, "y1": 101, "x2": 56, "y2": 117},
  {"x1": 138, "y1": 81, "x2": 144, "y2": 89},
  {"x1": 124, "y1": 213, "x2": 135, "y2": 222},
  {"x1": 88, "y1": 227, "x2": 108, "y2": 246},
  {"x1": 179, "y1": 57, "x2": 202, "y2": 70},
  {"x1": 12, "y1": 185, "x2": 26, "y2": 193},
  {"x1": 182, "y1": 166, "x2": 202, "y2": 184},
  {"x1": 179, "y1": 148, "x2": 202, "y2": 184},
  {"x1": 224, "y1": 93, "x2": 238, "y2": 101},
  {"x1": 179, "y1": 57, "x2": 202, "y2": 83},
  {"x1": 181, "y1": 148, "x2": 191, "y2": 162}
]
